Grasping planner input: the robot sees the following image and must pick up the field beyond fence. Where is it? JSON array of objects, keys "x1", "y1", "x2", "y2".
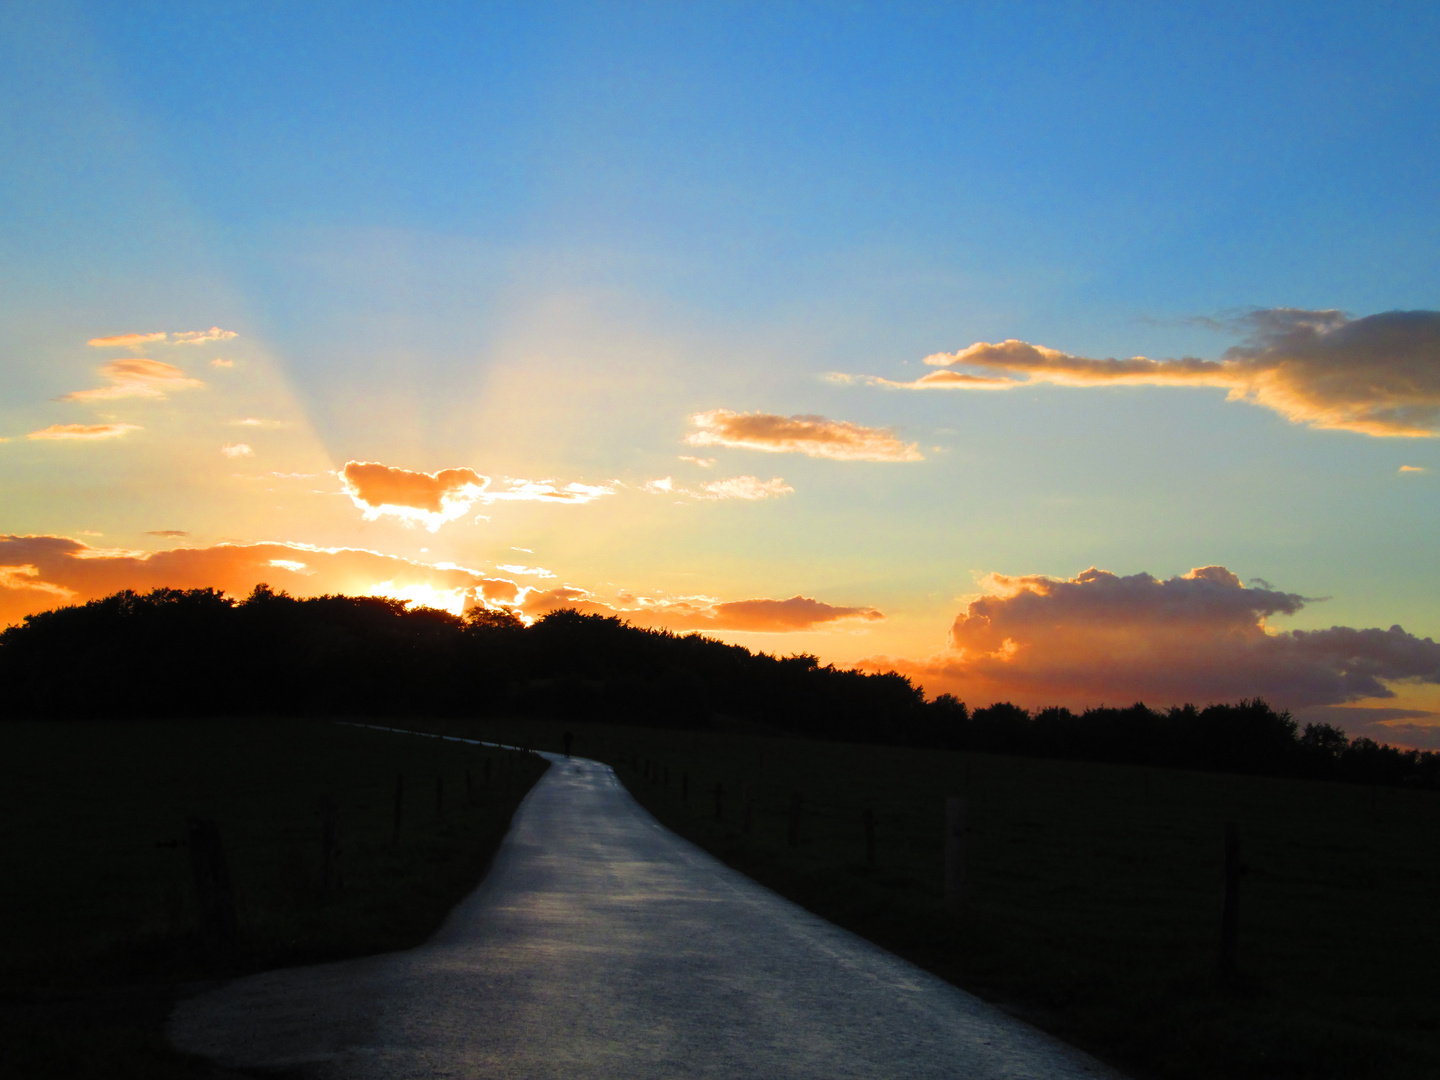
[{"x1": 433, "y1": 715, "x2": 1440, "y2": 1080}]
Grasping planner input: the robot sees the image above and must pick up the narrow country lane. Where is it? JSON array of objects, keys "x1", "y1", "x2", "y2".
[{"x1": 169, "y1": 748, "x2": 1126, "y2": 1079}]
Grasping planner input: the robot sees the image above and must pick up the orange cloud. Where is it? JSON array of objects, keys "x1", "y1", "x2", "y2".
[
  {"x1": 60, "y1": 358, "x2": 204, "y2": 402},
  {"x1": 1400, "y1": 465, "x2": 1427, "y2": 473},
  {"x1": 687, "y1": 409, "x2": 923, "y2": 461},
  {"x1": 869, "y1": 309, "x2": 1440, "y2": 437},
  {"x1": 873, "y1": 565, "x2": 1440, "y2": 710},
  {"x1": 516, "y1": 586, "x2": 883, "y2": 633},
  {"x1": 341, "y1": 460, "x2": 616, "y2": 531},
  {"x1": 87, "y1": 332, "x2": 166, "y2": 350},
  {"x1": 220, "y1": 443, "x2": 253, "y2": 458},
  {"x1": 341, "y1": 461, "x2": 490, "y2": 531},
  {"x1": 27, "y1": 423, "x2": 140, "y2": 440}
]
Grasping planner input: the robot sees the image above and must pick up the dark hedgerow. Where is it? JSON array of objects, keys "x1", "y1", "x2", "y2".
[{"x1": 2, "y1": 585, "x2": 1437, "y2": 789}]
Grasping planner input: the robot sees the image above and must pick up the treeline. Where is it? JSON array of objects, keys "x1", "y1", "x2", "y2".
[{"x1": 2, "y1": 586, "x2": 1436, "y2": 789}]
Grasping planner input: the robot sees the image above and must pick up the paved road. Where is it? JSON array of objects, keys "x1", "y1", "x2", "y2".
[{"x1": 169, "y1": 747, "x2": 1125, "y2": 1079}]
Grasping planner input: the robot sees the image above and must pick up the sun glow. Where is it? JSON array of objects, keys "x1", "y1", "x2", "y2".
[{"x1": 367, "y1": 580, "x2": 470, "y2": 616}]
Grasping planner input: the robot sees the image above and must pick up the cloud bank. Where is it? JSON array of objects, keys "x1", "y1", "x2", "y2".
[
  {"x1": 687, "y1": 410, "x2": 923, "y2": 461},
  {"x1": 877, "y1": 565, "x2": 1440, "y2": 710},
  {"x1": 872, "y1": 309, "x2": 1440, "y2": 437},
  {"x1": 0, "y1": 535, "x2": 878, "y2": 637},
  {"x1": 513, "y1": 587, "x2": 882, "y2": 633}
]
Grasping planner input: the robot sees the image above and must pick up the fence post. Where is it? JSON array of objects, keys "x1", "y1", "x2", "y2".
[
  {"x1": 787, "y1": 791, "x2": 804, "y2": 848},
  {"x1": 1218, "y1": 821, "x2": 1241, "y2": 979},
  {"x1": 944, "y1": 796, "x2": 966, "y2": 910},
  {"x1": 319, "y1": 795, "x2": 339, "y2": 900},
  {"x1": 863, "y1": 807, "x2": 876, "y2": 865},
  {"x1": 187, "y1": 817, "x2": 239, "y2": 966},
  {"x1": 393, "y1": 773, "x2": 404, "y2": 845}
]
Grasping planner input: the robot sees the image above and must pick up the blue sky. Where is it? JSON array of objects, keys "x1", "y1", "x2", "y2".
[{"x1": 3, "y1": 2, "x2": 1439, "y2": 738}]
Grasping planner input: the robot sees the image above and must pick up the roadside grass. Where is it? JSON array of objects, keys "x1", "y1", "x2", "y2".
[
  {"x1": 0, "y1": 718, "x2": 547, "y2": 1079},
  {"x1": 433, "y1": 715, "x2": 1440, "y2": 1080}
]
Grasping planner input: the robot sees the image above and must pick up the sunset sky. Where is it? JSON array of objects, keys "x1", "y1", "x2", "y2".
[{"x1": 3, "y1": 3, "x2": 1439, "y2": 743}]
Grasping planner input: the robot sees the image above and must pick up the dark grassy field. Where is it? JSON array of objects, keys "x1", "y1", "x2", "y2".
[
  {"x1": 432, "y1": 715, "x2": 1440, "y2": 1080},
  {"x1": 0, "y1": 718, "x2": 547, "y2": 1079}
]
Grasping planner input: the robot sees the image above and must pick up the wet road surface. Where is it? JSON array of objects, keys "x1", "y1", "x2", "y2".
[{"x1": 169, "y1": 748, "x2": 1125, "y2": 1079}]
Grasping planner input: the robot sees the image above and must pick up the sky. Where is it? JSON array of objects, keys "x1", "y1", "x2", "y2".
[{"x1": 3, "y1": 1, "x2": 1439, "y2": 744}]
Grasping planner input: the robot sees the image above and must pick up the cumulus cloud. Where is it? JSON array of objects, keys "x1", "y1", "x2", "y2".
[
  {"x1": 0, "y1": 534, "x2": 880, "y2": 636},
  {"x1": 61, "y1": 358, "x2": 204, "y2": 402},
  {"x1": 866, "y1": 309, "x2": 1440, "y2": 437},
  {"x1": 27, "y1": 423, "x2": 139, "y2": 441},
  {"x1": 212, "y1": 358, "x2": 234, "y2": 368},
  {"x1": 495, "y1": 564, "x2": 556, "y2": 578},
  {"x1": 687, "y1": 409, "x2": 923, "y2": 461},
  {"x1": 516, "y1": 586, "x2": 883, "y2": 633},
  {"x1": 87, "y1": 332, "x2": 166, "y2": 350},
  {"x1": 875, "y1": 565, "x2": 1440, "y2": 710}
]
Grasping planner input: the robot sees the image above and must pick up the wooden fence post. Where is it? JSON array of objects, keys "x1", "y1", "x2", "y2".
[
  {"x1": 944, "y1": 796, "x2": 966, "y2": 910},
  {"x1": 319, "y1": 795, "x2": 339, "y2": 900},
  {"x1": 787, "y1": 791, "x2": 804, "y2": 848},
  {"x1": 863, "y1": 807, "x2": 876, "y2": 865},
  {"x1": 393, "y1": 773, "x2": 404, "y2": 845},
  {"x1": 187, "y1": 817, "x2": 239, "y2": 966},
  {"x1": 1218, "y1": 821, "x2": 1241, "y2": 979}
]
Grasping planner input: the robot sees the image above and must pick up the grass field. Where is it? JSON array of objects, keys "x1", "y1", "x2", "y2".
[
  {"x1": 0, "y1": 718, "x2": 547, "y2": 1080},
  {"x1": 429, "y1": 715, "x2": 1440, "y2": 1080}
]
